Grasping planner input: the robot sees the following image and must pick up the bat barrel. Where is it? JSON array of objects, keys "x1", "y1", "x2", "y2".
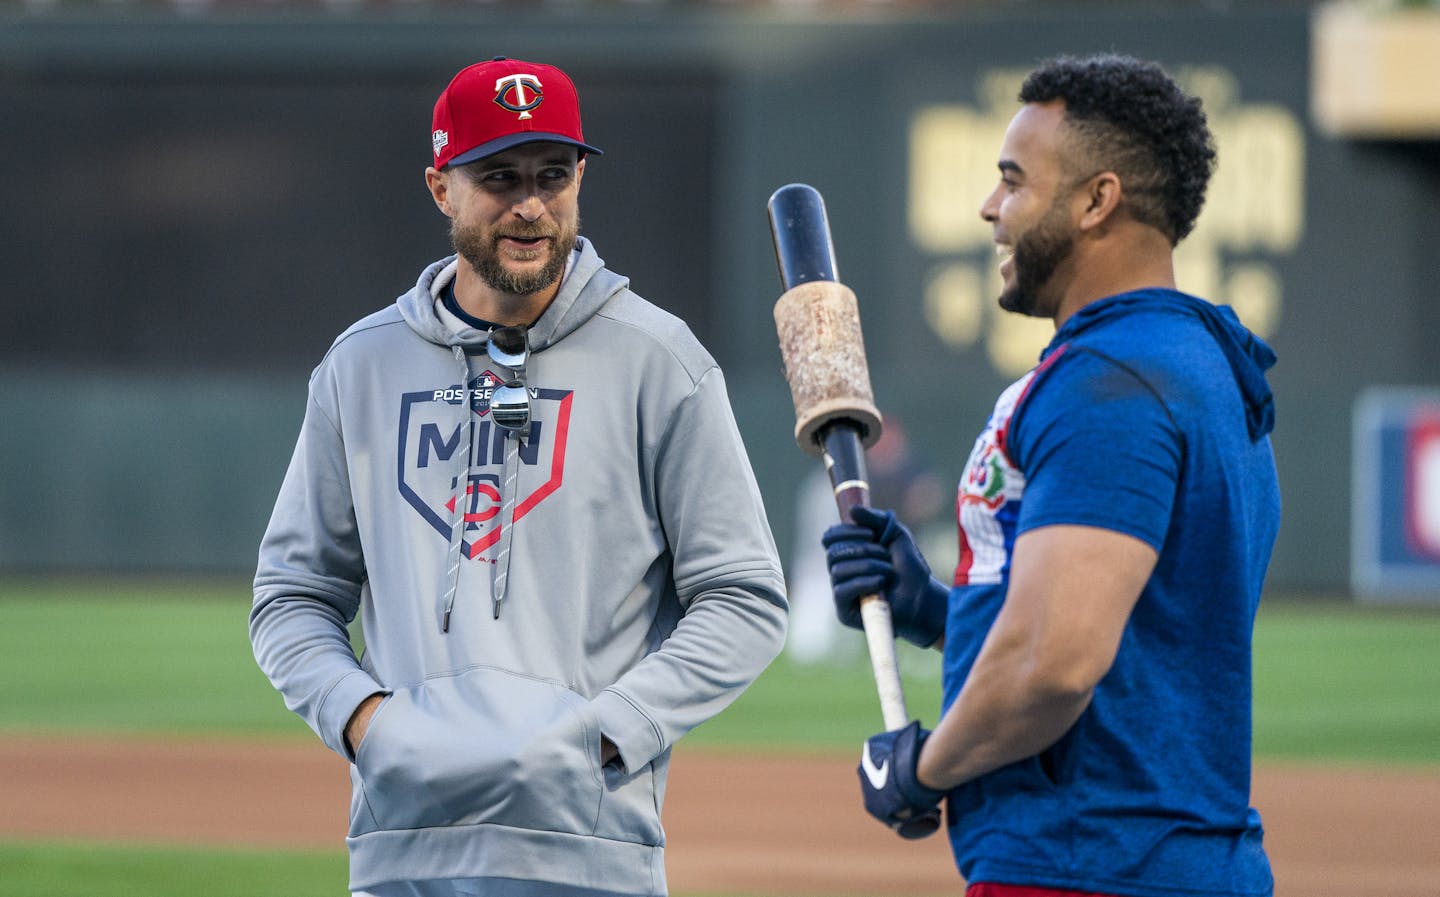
[
  {"x1": 768, "y1": 183, "x2": 839, "y2": 289},
  {"x1": 769, "y1": 184, "x2": 882, "y2": 455}
]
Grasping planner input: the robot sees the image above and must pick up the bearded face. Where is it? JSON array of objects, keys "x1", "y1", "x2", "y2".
[
  {"x1": 451, "y1": 213, "x2": 579, "y2": 298},
  {"x1": 997, "y1": 192, "x2": 1075, "y2": 319}
]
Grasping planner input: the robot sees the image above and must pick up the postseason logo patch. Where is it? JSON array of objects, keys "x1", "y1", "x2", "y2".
[{"x1": 397, "y1": 369, "x2": 572, "y2": 560}]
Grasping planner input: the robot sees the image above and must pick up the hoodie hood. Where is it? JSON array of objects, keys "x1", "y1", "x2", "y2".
[
  {"x1": 397, "y1": 236, "x2": 630, "y2": 351},
  {"x1": 1045, "y1": 288, "x2": 1277, "y2": 440},
  {"x1": 391, "y1": 236, "x2": 631, "y2": 630}
]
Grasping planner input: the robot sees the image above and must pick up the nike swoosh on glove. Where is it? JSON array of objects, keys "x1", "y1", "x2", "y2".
[
  {"x1": 822, "y1": 506, "x2": 948, "y2": 647},
  {"x1": 858, "y1": 720, "x2": 944, "y2": 839}
]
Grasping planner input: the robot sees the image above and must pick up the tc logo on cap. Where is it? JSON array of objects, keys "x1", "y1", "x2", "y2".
[{"x1": 494, "y1": 74, "x2": 544, "y2": 120}]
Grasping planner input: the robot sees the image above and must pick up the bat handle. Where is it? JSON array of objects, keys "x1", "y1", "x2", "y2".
[
  {"x1": 859, "y1": 594, "x2": 910, "y2": 731},
  {"x1": 821, "y1": 423, "x2": 873, "y2": 524},
  {"x1": 820, "y1": 422, "x2": 910, "y2": 732}
]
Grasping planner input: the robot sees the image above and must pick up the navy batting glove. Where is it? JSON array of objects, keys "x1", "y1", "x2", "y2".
[
  {"x1": 858, "y1": 720, "x2": 944, "y2": 839},
  {"x1": 821, "y1": 506, "x2": 948, "y2": 647}
]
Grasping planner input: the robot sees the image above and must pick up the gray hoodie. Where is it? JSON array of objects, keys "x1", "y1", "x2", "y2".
[{"x1": 250, "y1": 238, "x2": 787, "y2": 895}]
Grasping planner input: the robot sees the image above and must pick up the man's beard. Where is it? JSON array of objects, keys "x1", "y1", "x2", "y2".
[
  {"x1": 452, "y1": 218, "x2": 579, "y2": 297},
  {"x1": 998, "y1": 198, "x2": 1074, "y2": 319}
]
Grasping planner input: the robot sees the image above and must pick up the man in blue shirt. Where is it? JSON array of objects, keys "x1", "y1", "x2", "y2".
[{"x1": 825, "y1": 54, "x2": 1279, "y2": 897}]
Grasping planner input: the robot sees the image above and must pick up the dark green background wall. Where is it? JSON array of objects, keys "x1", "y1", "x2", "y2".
[{"x1": 2, "y1": 6, "x2": 1435, "y2": 592}]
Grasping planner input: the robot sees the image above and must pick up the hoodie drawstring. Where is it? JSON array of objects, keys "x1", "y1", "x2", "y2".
[
  {"x1": 440, "y1": 345, "x2": 472, "y2": 633},
  {"x1": 439, "y1": 342, "x2": 527, "y2": 630},
  {"x1": 490, "y1": 430, "x2": 524, "y2": 619}
]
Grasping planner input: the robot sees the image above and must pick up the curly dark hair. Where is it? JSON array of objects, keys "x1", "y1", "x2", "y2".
[{"x1": 1019, "y1": 54, "x2": 1216, "y2": 245}]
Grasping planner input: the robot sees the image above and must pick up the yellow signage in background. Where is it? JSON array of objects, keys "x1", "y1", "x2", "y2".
[{"x1": 910, "y1": 66, "x2": 1304, "y2": 377}]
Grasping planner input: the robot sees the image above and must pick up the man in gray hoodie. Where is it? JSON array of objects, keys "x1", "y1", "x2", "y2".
[{"x1": 250, "y1": 57, "x2": 787, "y2": 897}]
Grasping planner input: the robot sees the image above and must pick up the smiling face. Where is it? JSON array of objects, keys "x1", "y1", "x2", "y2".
[
  {"x1": 438, "y1": 142, "x2": 585, "y2": 303},
  {"x1": 979, "y1": 101, "x2": 1082, "y2": 320},
  {"x1": 1001, "y1": 190, "x2": 1076, "y2": 319}
]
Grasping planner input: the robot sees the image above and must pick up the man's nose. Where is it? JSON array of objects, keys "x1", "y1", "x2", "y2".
[
  {"x1": 513, "y1": 192, "x2": 544, "y2": 221},
  {"x1": 979, "y1": 187, "x2": 1000, "y2": 223}
]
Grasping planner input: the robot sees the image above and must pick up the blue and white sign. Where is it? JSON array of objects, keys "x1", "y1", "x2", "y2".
[{"x1": 1352, "y1": 387, "x2": 1440, "y2": 601}]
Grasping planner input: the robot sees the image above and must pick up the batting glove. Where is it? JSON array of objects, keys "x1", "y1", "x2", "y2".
[
  {"x1": 858, "y1": 720, "x2": 945, "y2": 839},
  {"x1": 822, "y1": 506, "x2": 948, "y2": 648}
]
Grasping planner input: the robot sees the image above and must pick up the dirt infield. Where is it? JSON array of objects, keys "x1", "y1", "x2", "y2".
[{"x1": 2, "y1": 734, "x2": 1438, "y2": 896}]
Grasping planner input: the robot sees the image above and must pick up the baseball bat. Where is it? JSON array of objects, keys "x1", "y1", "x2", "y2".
[{"x1": 766, "y1": 183, "x2": 909, "y2": 733}]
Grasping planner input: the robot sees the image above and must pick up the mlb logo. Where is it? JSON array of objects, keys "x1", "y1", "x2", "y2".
[
  {"x1": 397, "y1": 373, "x2": 572, "y2": 559},
  {"x1": 1352, "y1": 387, "x2": 1440, "y2": 601}
]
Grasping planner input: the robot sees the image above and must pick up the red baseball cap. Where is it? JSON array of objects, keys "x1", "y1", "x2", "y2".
[{"x1": 431, "y1": 57, "x2": 603, "y2": 169}]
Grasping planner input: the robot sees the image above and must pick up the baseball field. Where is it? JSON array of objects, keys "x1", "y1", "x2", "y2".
[{"x1": 1, "y1": 579, "x2": 1438, "y2": 896}]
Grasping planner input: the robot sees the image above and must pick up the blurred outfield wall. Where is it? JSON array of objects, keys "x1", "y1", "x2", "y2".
[{"x1": 1, "y1": 4, "x2": 1437, "y2": 591}]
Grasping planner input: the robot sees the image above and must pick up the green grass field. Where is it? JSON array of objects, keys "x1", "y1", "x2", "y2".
[
  {"x1": 0, "y1": 843, "x2": 345, "y2": 897},
  {"x1": 1, "y1": 578, "x2": 1437, "y2": 896}
]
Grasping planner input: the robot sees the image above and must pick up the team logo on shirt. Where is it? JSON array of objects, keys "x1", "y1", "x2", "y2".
[
  {"x1": 397, "y1": 369, "x2": 572, "y2": 560},
  {"x1": 963, "y1": 449, "x2": 1009, "y2": 510},
  {"x1": 954, "y1": 372, "x2": 1032, "y2": 586}
]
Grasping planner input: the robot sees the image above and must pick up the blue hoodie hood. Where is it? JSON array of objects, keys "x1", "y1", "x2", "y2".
[{"x1": 1044, "y1": 289, "x2": 1277, "y2": 440}]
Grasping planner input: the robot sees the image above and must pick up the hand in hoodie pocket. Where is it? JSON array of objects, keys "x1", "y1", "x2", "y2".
[{"x1": 351, "y1": 667, "x2": 605, "y2": 837}]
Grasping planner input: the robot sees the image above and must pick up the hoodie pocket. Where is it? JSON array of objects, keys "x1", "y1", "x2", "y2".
[
  {"x1": 351, "y1": 667, "x2": 605, "y2": 837},
  {"x1": 596, "y1": 753, "x2": 665, "y2": 846}
]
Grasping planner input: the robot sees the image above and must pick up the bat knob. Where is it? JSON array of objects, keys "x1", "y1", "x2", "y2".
[{"x1": 894, "y1": 808, "x2": 942, "y2": 840}]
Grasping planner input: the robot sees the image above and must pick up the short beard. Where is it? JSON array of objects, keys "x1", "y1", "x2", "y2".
[
  {"x1": 452, "y1": 218, "x2": 579, "y2": 298},
  {"x1": 998, "y1": 197, "x2": 1074, "y2": 319}
]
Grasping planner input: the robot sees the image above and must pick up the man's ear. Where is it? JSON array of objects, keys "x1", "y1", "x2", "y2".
[
  {"x1": 574, "y1": 156, "x2": 586, "y2": 190},
  {"x1": 1078, "y1": 171, "x2": 1122, "y2": 231},
  {"x1": 425, "y1": 167, "x2": 454, "y2": 217}
]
